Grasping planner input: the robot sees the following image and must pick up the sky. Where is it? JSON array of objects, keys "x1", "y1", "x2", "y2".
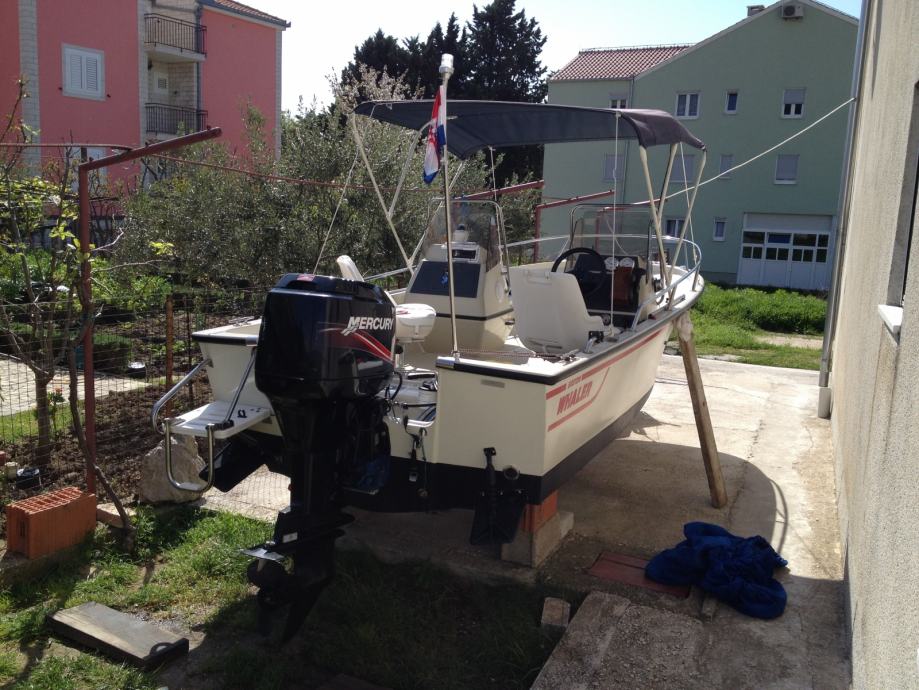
[{"x1": 246, "y1": 0, "x2": 862, "y2": 112}]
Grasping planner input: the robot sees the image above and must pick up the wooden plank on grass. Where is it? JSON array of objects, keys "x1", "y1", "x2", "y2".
[{"x1": 47, "y1": 602, "x2": 188, "y2": 670}]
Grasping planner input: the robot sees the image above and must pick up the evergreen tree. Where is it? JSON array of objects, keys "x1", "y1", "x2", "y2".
[
  {"x1": 463, "y1": 0, "x2": 547, "y2": 102},
  {"x1": 341, "y1": 1, "x2": 548, "y2": 182},
  {"x1": 341, "y1": 30, "x2": 411, "y2": 90}
]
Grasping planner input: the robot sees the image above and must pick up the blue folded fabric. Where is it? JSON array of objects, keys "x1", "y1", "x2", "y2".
[{"x1": 646, "y1": 522, "x2": 788, "y2": 619}]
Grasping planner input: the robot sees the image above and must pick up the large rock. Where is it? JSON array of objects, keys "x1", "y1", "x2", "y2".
[{"x1": 138, "y1": 435, "x2": 205, "y2": 504}]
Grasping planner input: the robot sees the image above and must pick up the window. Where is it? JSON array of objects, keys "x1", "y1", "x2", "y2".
[
  {"x1": 719, "y1": 154, "x2": 734, "y2": 178},
  {"x1": 782, "y1": 88, "x2": 805, "y2": 118},
  {"x1": 609, "y1": 94, "x2": 628, "y2": 109},
  {"x1": 62, "y1": 44, "x2": 104, "y2": 100},
  {"x1": 725, "y1": 91, "x2": 738, "y2": 114},
  {"x1": 603, "y1": 153, "x2": 625, "y2": 184},
  {"x1": 675, "y1": 92, "x2": 699, "y2": 119},
  {"x1": 713, "y1": 218, "x2": 727, "y2": 241},
  {"x1": 775, "y1": 154, "x2": 799, "y2": 184},
  {"x1": 665, "y1": 218, "x2": 685, "y2": 237},
  {"x1": 671, "y1": 153, "x2": 695, "y2": 184}
]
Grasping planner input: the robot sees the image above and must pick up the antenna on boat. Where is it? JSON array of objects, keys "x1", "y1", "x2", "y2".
[{"x1": 439, "y1": 53, "x2": 460, "y2": 358}]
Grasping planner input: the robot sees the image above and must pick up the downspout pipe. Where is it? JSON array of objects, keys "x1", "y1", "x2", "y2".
[{"x1": 817, "y1": 0, "x2": 871, "y2": 419}]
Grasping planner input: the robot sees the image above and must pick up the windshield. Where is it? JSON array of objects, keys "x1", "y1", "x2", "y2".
[
  {"x1": 418, "y1": 200, "x2": 503, "y2": 270},
  {"x1": 569, "y1": 205, "x2": 654, "y2": 258}
]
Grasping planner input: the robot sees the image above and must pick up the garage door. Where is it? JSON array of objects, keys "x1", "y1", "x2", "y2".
[{"x1": 737, "y1": 213, "x2": 833, "y2": 290}]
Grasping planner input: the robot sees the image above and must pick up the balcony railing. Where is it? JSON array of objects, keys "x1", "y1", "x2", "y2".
[
  {"x1": 145, "y1": 103, "x2": 207, "y2": 135},
  {"x1": 144, "y1": 14, "x2": 206, "y2": 55}
]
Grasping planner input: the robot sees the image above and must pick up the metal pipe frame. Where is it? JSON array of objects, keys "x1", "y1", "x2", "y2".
[{"x1": 79, "y1": 127, "x2": 222, "y2": 494}]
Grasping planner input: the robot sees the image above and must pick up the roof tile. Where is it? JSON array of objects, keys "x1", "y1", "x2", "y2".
[
  {"x1": 551, "y1": 45, "x2": 690, "y2": 81},
  {"x1": 201, "y1": 0, "x2": 289, "y2": 27}
]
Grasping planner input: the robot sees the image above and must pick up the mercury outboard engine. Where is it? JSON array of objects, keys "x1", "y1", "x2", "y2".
[{"x1": 245, "y1": 273, "x2": 395, "y2": 640}]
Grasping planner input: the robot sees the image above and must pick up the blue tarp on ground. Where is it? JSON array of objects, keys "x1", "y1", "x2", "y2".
[{"x1": 646, "y1": 522, "x2": 788, "y2": 619}]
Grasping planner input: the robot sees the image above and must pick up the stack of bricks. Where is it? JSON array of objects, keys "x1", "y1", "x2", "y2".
[{"x1": 5, "y1": 488, "x2": 97, "y2": 559}]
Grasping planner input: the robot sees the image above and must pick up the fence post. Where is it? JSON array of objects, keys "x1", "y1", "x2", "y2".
[
  {"x1": 78, "y1": 163, "x2": 97, "y2": 496},
  {"x1": 165, "y1": 294, "x2": 174, "y2": 416}
]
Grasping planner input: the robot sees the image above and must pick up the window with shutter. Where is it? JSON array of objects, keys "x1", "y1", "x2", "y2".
[
  {"x1": 670, "y1": 153, "x2": 695, "y2": 184},
  {"x1": 62, "y1": 45, "x2": 105, "y2": 100},
  {"x1": 719, "y1": 154, "x2": 734, "y2": 178},
  {"x1": 603, "y1": 153, "x2": 625, "y2": 184},
  {"x1": 782, "y1": 88, "x2": 805, "y2": 118},
  {"x1": 775, "y1": 154, "x2": 799, "y2": 184}
]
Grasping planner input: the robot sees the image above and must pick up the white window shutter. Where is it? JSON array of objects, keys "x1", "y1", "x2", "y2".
[
  {"x1": 85, "y1": 56, "x2": 99, "y2": 93},
  {"x1": 62, "y1": 45, "x2": 104, "y2": 98},
  {"x1": 69, "y1": 52, "x2": 83, "y2": 91}
]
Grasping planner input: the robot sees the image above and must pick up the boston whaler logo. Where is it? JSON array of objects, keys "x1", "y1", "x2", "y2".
[
  {"x1": 556, "y1": 381, "x2": 593, "y2": 415},
  {"x1": 341, "y1": 315, "x2": 394, "y2": 336}
]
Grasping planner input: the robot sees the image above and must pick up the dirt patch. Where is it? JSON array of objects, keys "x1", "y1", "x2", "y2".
[{"x1": 754, "y1": 333, "x2": 823, "y2": 349}]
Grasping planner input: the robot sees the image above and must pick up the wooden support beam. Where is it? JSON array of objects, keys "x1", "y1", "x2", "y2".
[{"x1": 675, "y1": 314, "x2": 728, "y2": 508}]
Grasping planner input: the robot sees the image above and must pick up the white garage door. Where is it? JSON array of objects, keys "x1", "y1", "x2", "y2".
[{"x1": 737, "y1": 213, "x2": 833, "y2": 290}]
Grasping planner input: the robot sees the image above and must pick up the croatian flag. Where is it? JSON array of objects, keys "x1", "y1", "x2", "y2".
[{"x1": 423, "y1": 86, "x2": 446, "y2": 184}]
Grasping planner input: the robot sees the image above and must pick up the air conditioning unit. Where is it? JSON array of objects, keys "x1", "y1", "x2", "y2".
[{"x1": 782, "y1": 3, "x2": 804, "y2": 19}]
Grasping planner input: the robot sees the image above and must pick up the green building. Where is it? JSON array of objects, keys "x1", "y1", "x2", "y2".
[{"x1": 542, "y1": 0, "x2": 857, "y2": 289}]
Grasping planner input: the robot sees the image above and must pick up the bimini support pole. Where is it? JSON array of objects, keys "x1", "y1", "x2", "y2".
[
  {"x1": 672, "y1": 149, "x2": 707, "y2": 293},
  {"x1": 438, "y1": 54, "x2": 460, "y2": 358},
  {"x1": 638, "y1": 144, "x2": 678, "y2": 288},
  {"x1": 349, "y1": 115, "x2": 413, "y2": 271}
]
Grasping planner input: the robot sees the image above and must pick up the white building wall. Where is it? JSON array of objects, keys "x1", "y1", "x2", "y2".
[{"x1": 829, "y1": 0, "x2": 919, "y2": 687}]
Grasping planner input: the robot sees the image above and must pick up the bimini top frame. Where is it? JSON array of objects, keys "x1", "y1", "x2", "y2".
[{"x1": 352, "y1": 79, "x2": 707, "y2": 354}]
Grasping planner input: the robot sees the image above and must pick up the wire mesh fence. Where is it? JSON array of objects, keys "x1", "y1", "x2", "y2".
[{"x1": 0, "y1": 287, "x2": 269, "y2": 531}]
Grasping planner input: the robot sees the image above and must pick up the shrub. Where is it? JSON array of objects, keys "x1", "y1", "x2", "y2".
[
  {"x1": 695, "y1": 284, "x2": 826, "y2": 334},
  {"x1": 92, "y1": 333, "x2": 133, "y2": 373}
]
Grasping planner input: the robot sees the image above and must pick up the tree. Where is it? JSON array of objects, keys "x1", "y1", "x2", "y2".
[
  {"x1": 119, "y1": 67, "x2": 500, "y2": 288},
  {"x1": 0, "y1": 82, "x2": 93, "y2": 466},
  {"x1": 463, "y1": 0, "x2": 546, "y2": 102},
  {"x1": 341, "y1": 1, "x2": 548, "y2": 183}
]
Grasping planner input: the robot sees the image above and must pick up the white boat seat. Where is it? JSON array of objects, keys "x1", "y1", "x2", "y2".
[
  {"x1": 336, "y1": 254, "x2": 365, "y2": 282},
  {"x1": 395, "y1": 302, "x2": 436, "y2": 342},
  {"x1": 336, "y1": 255, "x2": 436, "y2": 344},
  {"x1": 508, "y1": 266, "x2": 606, "y2": 354}
]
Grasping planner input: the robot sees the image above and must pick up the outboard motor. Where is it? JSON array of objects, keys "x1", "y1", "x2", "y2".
[{"x1": 245, "y1": 273, "x2": 395, "y2": 640}]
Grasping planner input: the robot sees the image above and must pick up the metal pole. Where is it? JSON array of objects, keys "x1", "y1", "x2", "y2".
[
  {"x1": 165, "y1": 293, "x2": 174, "y2": 417},
  {"x1": 76, "y1": 127, "x2": 222, "y2": 493},
  {"x1": 817, "y1": 0, "x2": 871, "y2": 418},
  {"x1": 78, "y1": 166, "x2": 96, "y2": 495},
  {"x1": 438, "y1": 54, "x2": 459, "y2": 357}
]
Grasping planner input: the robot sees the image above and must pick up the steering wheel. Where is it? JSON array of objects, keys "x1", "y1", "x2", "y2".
[{"x1": 551, "y1": 247, "x2": 607, "y2": 298}]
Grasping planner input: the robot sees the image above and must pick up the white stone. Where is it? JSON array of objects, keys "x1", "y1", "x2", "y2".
[
  {"x1": 540, "y1": 597, "x2": 571, "y2": 631},
  {"x1": 138, "y1": 435, "x2": 205, "y2": 504}
]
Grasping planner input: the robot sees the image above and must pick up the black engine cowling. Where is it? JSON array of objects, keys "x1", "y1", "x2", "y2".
[{"x1": 255, "y1": 273, "x2": 395, "y2": 401}]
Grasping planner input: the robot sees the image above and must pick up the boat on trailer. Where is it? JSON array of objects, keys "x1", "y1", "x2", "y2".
[{"x1": 151, "y1": 56, "x2": 707, "y2": 638}]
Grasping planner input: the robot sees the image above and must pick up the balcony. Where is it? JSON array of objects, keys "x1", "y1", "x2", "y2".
[
  {"x1": 145, "y1": 103, "x2": 208, "y2": 136},
  {"x1": 144, "y1": 14, "x2": 206, "y2": 61}
]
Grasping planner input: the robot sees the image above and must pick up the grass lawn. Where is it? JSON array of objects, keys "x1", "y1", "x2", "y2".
[
  {"x1": 687, "y1": 284, "x2": 827, "y2": 370},
  {"x1": 0, "y1": 507, "x2": 562, "y2": 689}
]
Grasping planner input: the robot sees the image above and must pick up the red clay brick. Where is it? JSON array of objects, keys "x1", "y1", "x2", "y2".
[
  {"x1": 520, "y1": 491, "x2": 559, "y2": 534},
  {"x1": 5, "y1": 488, "x2": 97, "y2": 559}
]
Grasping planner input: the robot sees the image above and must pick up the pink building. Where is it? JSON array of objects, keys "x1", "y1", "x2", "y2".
[{"x1": 1, "y1": 0, "x2": 288, "y2": 168}]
